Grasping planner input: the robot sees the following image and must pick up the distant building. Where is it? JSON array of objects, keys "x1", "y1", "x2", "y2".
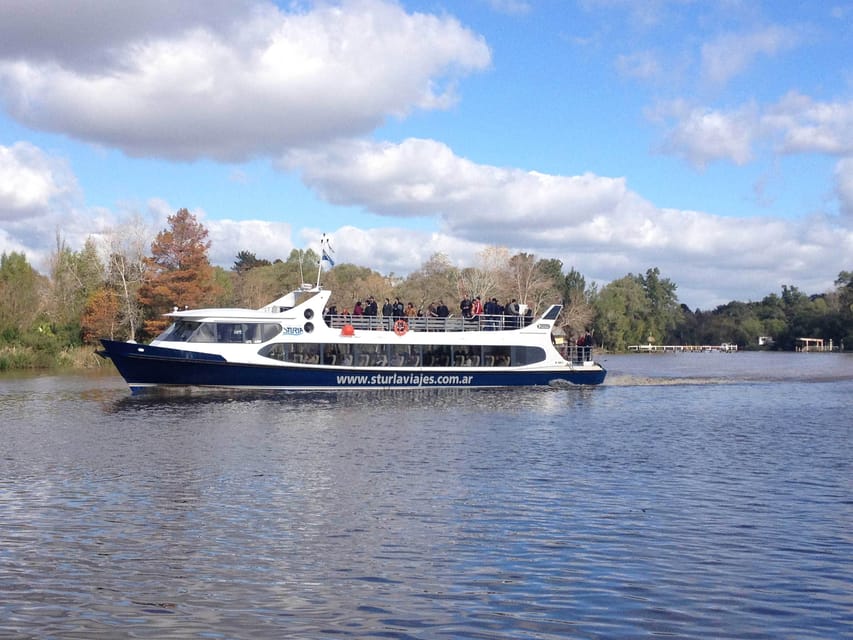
[
  {"x1": 758, "y1": 336, "x2": 774, "y2": 346},
  {"x1": 796, "y1": 337, "x2": 832, "y2": 352}
]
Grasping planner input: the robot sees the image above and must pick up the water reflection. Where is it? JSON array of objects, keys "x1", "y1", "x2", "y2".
[{"x1": 102, "y1": 384, "x2": 604, "y2": 416}]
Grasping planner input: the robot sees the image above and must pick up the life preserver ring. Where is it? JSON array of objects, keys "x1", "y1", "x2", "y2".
[{"x1": 393, "y1": 319, "x2": 408, "y2": 336}]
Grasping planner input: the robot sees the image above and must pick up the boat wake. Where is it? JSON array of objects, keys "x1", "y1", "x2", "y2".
[{"x1": 603, "y1": 374, "x2": 739, "y2": 386}]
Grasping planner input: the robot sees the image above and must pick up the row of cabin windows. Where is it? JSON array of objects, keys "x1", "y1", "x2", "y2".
[
  {"x1": 157, "y1": 320, "x2": 282, "y2": 344},
  {"x1": 258, "y1": 343, "x2": 547, "y2": 367}
]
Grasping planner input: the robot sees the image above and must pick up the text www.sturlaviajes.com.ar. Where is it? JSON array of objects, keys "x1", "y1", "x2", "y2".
[{"x1": 336, "y1": 373, "x2": 473, "y2": 386}]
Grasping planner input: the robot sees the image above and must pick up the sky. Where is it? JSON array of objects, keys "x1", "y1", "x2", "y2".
[{"x1": 0, "y1": 0, "x2": 851, "y2": 310}]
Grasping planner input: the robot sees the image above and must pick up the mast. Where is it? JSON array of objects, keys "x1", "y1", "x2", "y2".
[{"x1": 316, "y1": 234, "x2": 335, "y2": 288}]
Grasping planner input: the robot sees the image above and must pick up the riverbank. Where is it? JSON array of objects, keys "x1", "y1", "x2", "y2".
[{"x1": 0, "y1": 345, "x2": 104, "y2": 371}]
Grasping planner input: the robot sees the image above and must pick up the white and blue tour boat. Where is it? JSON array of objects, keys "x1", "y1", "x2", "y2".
[{"x1": 100, "y1": 249, "x2": 606, "y2": 393}]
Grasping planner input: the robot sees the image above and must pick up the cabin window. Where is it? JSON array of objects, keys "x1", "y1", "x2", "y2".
[
  {"x1": 257, "y1": 342, "x2": 546, "y2": 367},
  {"x1": 156, "y1": 321, "x2": 200, "y2": 342},
  {"x1": 510, "y1": 346, "x2": 546, "y2": 365},
  {"x1": 158, "y1": 321, "x2": 281, "y2": 344},
  {"x1": 192, "y1": 323, "x2": 217, "y2": 342},
  {"x1": 482, "y1": 345, "x2": 510, "y2": 367},
  {"x1": 424, "y1": 345, "x2": 451, "y2": 367}
]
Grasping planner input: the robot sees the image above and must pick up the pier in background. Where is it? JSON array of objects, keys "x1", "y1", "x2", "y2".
[{"x1": 627, "y1": 343, "x2": 738, "y2": 353}]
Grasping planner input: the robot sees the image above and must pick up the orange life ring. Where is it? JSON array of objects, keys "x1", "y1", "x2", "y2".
[{"x1": 393, "y1": 319, "x2": 408, "y2": 336}]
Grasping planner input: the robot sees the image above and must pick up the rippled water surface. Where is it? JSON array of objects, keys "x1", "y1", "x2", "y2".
[{"x1": 1, "y1": 353, "x2": 851, "y2": 639}]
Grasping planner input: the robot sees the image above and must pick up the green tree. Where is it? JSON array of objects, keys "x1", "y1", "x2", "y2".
[
  {"x1": 397, "y1": 252, "x2": 459, "y2": 313},
  {"x1": 322, "y1": 263, "x2": 386, "y2": 312},
  {"x1": 594, "y1": 275, "x2": 649, "y2": 350},
  {"x1": 233, "y1": 250, "x2": 271, "y2": 273},
  {"x1": 47, "y1": 236, "x2": 104, "y2": 344},
  {"x1": 639, "y1": 267, "x2": 682, "y2": 343},
  {"x1": 0, "y1": 252, "x2": 43, "y2": 340},
  {"x1": 834, "y1": 271, "x2": 853, "y2": 349}
]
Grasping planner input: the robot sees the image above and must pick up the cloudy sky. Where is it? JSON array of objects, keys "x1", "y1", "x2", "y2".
[{"x1": 0, "y1": 0, "x2": 851, "y2": 309}]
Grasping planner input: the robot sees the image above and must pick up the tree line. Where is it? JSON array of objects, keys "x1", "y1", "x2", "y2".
[{"x1": 1, "y1": 208, "x2": 850, "y2": 369}]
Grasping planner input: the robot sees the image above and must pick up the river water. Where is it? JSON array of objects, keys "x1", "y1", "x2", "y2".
[{"x1": 1, "y1": 352, "x2": 851, "y2": 639}]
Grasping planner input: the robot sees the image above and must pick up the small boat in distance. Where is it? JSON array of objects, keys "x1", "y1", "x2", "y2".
[{"x1": 99, "y1": 242, "x2": 606, "y2": 393}]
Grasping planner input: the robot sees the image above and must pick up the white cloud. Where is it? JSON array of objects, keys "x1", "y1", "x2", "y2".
[
  {"x1": 284, "y1": 138, "x2": 634, "y2": 237},
  {"x1": 0, "y1": 0, "x2": 490, "y2": 161},
  {"x1": 281, "y1": 137, "x2": 853, "y2": 307},
  {"x1": 649, "y1": 93, "x2": 853, "y2": 168},
  {"x1": 0, "y1": 142, "x2": 78, "y2": 221},
  {"x1": 206, "y1": 218, "x2": 294, "y2": 267},
  {"x1": 648, "y1": 100, "x2": 759, "y2": 167},
  {"x1": 701, "y1": 25, "x2": 800, "y2": 86},
  {"x1": 0, "y1": 1, "x2": 252, "y2": 67},
  {"x1": 765, "y1": 92, "x2": 853, "y2": 155}
]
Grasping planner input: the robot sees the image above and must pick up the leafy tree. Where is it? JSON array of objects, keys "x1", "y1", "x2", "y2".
[
  {"x1": 322, "y1": 263, "x2": 387, "y2": 312},
  {"x1": 559, "y1": 266, "x2": 595, "y2": 338},
  {"x1": 233, "y1": 250, "x2": 271, "y2": 273},
  {"x1": 0, "y1": 252, "x2": 44, "y2": 340},
  {"x1": 639, "y1": 267, "x2": 682, "y2": 342},
  {"x1": 594, "y1": 275, "x2": 649, "y2": 350},
  {"x1": 46, "y1": 236, "x2": 104, "y2": 344},
  {"x1": 103, "y1": 216, "x2": 149, "y2": 341},
  {"x1": 833, "y1": 271, "x2": 853, "y2": 348},
  {"x1": 397, "y1": 253, "x2": 458, "y2": 313},
  {"x1": 137, "y1": 208, "x2": 222, "y2": 337},
  {"x1": 212, "y1": 266, "x2": 235, "y2": 307},
  {"x1": 81, "y1": 287, "x2": 121, "y2": 343},
  {"x1": 537, "y1": 258, "x2": 564, "y2": 287}
]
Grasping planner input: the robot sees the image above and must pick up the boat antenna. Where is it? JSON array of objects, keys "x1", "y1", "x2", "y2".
[
  {"x1": 316, "y1": 234, "x2": 335, "y2": 287},
  {"x1": 297, "y1": 249, "x2": 304, "y2": 285}
]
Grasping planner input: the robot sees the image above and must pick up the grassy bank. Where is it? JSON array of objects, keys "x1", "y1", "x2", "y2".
[{"x1": 0, "y1": 345, "x2": 106, "y2": 371}]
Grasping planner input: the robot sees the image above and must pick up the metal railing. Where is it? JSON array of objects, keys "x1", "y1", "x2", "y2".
[{"x1": 324, "y1": 314, "x2": 533, "y2": 332}]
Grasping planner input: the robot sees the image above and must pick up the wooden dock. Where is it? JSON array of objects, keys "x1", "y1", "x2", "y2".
[{"x1": 627, "y1": 343, "x2": 738, "y2": 353}]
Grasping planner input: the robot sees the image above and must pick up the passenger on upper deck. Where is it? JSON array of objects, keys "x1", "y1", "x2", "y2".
[
  {"x1": 365, "y1": 296, "x2": 378, "y2": 316},
  {"x1": 483, "y1": 297, "x2": 500, "y2": 330},
  {"x1": 382, "y1": 298, "x2": 393, "y2": 329},
  {"x1": 506, "y1": 299, "x2": 520, "y2": 328},
  {"x1": 392, "y1": 298, "x2": 404, "y2": 320},
  {"x1": 324, "y1": 305, "x2": 337, "y2": 325}
]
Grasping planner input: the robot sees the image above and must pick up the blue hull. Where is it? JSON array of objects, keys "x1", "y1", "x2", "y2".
[{"x1": 100, "y1": 339, "x2": 606, "y2": 393}]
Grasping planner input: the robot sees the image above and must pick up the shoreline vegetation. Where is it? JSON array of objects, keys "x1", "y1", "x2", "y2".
[
  {"x1": 0, "y1": 345, "x2": 105, "y2": 372},
  {"x1": 1, "y1": 209, "x2": 850, "y2": 372}
]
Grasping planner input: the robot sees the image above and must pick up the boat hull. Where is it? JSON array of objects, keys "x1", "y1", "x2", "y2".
[{"x1": 100, "y1": 339, "x2": 606, "y2": 393}]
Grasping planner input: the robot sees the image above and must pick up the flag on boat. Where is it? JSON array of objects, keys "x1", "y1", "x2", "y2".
[{"x1": 320, "y1": 234, "x2": 335, "y2": 266}]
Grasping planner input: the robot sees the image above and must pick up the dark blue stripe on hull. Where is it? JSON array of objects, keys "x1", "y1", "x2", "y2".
[{"x1": 100, "y1": 340, "x2": 606, "y2": 391}]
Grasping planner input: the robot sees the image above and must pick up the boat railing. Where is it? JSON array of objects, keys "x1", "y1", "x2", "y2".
[
  {"x1": 559, "y1": 345, "x2": 596, "y2": 364},
  {"x1": 324, "y1": 313, "x2": 533, "y2": 332}
]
